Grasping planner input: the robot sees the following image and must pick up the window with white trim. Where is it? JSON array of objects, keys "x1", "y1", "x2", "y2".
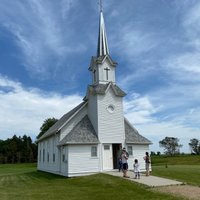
[
  {"x1": 127, "y1": 146, "x2": 133, "y2": 156},
  {"x1": 91, "y1": 146, "x2": 97, "y2": 157}
]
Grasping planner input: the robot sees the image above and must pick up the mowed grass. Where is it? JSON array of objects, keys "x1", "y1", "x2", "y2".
[
  {"x1": 0, "y1": 163, "x2": 182, "y2": 200},
  {"x1": 152, "y1": 154, "x2": 200, "y2": 166},
  {"x1": 151, "y1": 155, "x2": 200, "y2": 186}
]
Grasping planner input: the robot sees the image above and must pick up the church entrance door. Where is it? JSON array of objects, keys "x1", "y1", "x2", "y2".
[{"x1": 102, "y1": 144, "x2": 113, "y2": 170}]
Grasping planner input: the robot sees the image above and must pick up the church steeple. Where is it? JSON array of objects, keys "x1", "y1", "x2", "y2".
[
  {"x1": 97, "y1": 1, "x2": 109, "y2": 57},
  {"x1": 89, "y1": 0, "x2": 117, "y2": 85}
]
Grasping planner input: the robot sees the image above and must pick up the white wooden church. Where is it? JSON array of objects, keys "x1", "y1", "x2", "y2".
[{"x1": 37, "y1": 6, "x2": 151, "y2": 177}]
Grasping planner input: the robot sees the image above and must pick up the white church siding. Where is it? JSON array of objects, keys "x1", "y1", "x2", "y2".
[
  {"x1": 37, "y1": 134, "x2": 62, "y2": 175},
  {"x1": 67, "y1": 144, "x2": 100, "y2": 177},
  {"x1": 60, "y1": 146, "x2": 68, "y2": 176},
  {"x1": 97, "y1": 59, "x2": 115, "y2": 84},
  {"x1": 53, "y1": 134, "x2": 61, "y2": 173},
  {"x1": 98, "y1": 88, "x2": 125, "y2": 143},
  {"x1": 126, "y1": 144, "x2": 150, "y2": 171}
]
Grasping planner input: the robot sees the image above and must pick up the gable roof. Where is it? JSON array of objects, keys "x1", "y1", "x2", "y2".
[
  {"x1": 84, "y1": 83, "x2": 126, "y2": 100},
  {"x1": 124, "y1": 118, "x2": 152, "y2": 144},
  {"x1": 59, "y1": 115, "x2": 99, "y2": 145},
  {"x1": 89, "y1": 55, "x2": 117, "y2": 71},
  {"x1": 37, "y1": 101, "x2": 87, "y2": 142}
]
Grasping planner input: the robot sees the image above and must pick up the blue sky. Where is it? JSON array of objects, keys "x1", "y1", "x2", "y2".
[{"x1": 0, "y1": 0, "x2": 200, "y2": 153}]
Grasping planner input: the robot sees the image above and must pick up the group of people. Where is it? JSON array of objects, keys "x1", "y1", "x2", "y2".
[{"x1": 119, "y1": 148, "x2": 151, "y2": 179}]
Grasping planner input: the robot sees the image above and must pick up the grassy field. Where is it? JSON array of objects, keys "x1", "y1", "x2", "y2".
[
  {"x1": 0, "y1": 163, "x2": 182, "y2": 200},
  {"x1": 151, "y1": 155, "x2": 200, "y2": 186},
  {"x1": 151, "y1": 154, "x2": 200, "y2": 165}
]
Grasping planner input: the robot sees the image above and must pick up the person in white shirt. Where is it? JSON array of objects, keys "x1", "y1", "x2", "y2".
[{"x1": 133, "y1": 159, "x2": 140, "y2": 179}]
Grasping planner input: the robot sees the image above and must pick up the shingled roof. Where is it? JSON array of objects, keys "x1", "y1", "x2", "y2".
[
  {"x1": 89, "y1": 55, "x2": 117, "y2": 71},
  {"x1": 124, "y1": 118, "x2": 152, "y2": 144},
  {"x1": 38, "y1": 101, "x2": 87, "y2": 142},
  {"x1": 84, "y1": 83, "x2": 126, "y2": 101},
  {"x1": 59, "y1": 115, "x2": 99, "y2": 145}
]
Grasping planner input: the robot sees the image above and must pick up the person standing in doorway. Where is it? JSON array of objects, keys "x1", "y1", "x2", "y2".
[
  {"x1": 118, "y1": 157, "x2": 122, "y2": 172},
  {"x1": 121, "y1": 148, "x2": 129, "y2": 178},
  {"x1": 143, "y1": 152, "x2": 151, "y2": 176}
]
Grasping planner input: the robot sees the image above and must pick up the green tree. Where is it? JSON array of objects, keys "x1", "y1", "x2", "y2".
[
  {"x1": 189, "y1": 138, "x2": 200, "y2": 155},
  {"x1": 37, "y1": 118, "x2": 58, "y2": 139},
  {"x1": 159, "y1": 137, "x2": 182, "y2": 156},
  {"x1": 0, "y1": 135, "x2": 38, "y2": 164}
]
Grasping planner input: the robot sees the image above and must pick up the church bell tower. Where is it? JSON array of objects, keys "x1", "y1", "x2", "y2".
[{"x1": 86, "y1": 1, "x2": 126, "y2": 143}]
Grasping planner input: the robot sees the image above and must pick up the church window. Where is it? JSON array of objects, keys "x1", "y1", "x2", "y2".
[
  {"x1": 104, "y1": 67, "x2": 110, "y2": 80},
  {"x1": 39, "y1": 150, "x2": 41, "y2": 162},
  {"x1": 47, "y1": 152, "x2": 49, "y2": 162},
  {"x1": 91, "y1": 146, "x2": 97, "y2": 157},
  {"x1": 53, "y1": 153, "x2": 55, "y2": 162},
  {"x1": 62, "y1": 154, "x2": 65, "y2": 162},
  {"x1": 104, "y1": 145, "x2": 110, "y2": 150},
  {"x1": 43, "y1": 149, "x2": 45, "y2": 162},
  {"x1": 107, "y1": 105, "x2": 115, "y2": 113},
  {"x1": 127, "y1": 146, "x2": 133, "y2": 156}
]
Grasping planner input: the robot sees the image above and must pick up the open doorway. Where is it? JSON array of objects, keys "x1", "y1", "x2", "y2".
[{"x1": 112, "y1": 144, "x2": 122, "y2": 169}]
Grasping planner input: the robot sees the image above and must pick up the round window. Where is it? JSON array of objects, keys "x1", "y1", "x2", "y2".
[{"x1": 107, "y1": 105, "x2": 115, "y2": 113}]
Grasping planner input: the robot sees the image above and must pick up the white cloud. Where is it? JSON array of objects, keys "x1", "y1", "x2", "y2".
[
  {"x1": 124, "y1": 93, "x2": 158, "y2": 124},
  {"x1": 0, "y1": 75, "x2": 82, "y2": 140},
  {"x1": 136, "y1": 120, "x2": 200, "y2": 153},
  {"x1": 183, "y1": 2, "x2": 200, "y2": 49},
  {"x1": 123, "y1": 91, "x2": 200, "y2": 153},
  {"x1": 160, "y1": 2, "x2": 200, "y2": 82},
  {"x1": 164, "y1": 52, "x2": 200, "y2": 82},
  {"x1": 0, "y1": 0, "x2": 86, "y2": 79},
  {"x1": 115, "y1": 25, "x2": 158, "y2": 58},
  {"x1": 61, "y1": 0, "x2": 76, "y2": 19},
  {"x1": 123, "y1": 88, "x2": 200, "y2": 153}
]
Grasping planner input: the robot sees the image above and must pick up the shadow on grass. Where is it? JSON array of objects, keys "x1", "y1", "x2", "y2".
[{"x1": 23, "y1": 170, "x2": 67, "y2": 180}]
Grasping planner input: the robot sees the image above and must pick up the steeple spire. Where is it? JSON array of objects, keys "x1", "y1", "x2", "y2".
[{"x1": 97, "y1": 0, "x2": 109, "y2": 57}]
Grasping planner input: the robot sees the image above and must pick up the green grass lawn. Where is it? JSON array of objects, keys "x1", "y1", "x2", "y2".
[
  {"x1": 151, "y1": 154, "x2": 200, "y2": 165},
  {"x1": 0, "y1": 163, "x2": 182, "y2": 200},
  {"x1": 151, "y1": 155, "x2": 200, "y2": 186},
  {"x1": 152, "y1": 165, "x2": 200, "y2": 186}
]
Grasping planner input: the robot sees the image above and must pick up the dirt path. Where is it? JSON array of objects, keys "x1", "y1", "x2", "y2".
[{"x1": 152, "y1": 185, "x2": 200, "y2": 200}]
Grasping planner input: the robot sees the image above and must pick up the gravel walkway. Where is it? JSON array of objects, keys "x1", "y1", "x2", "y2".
[{"x1": 152, "y1": 185, "x2": 200, "y2": 200}]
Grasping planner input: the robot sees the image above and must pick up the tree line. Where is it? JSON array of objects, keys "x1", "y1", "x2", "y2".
[
  {"x1": 0, "y1": 118, "x2": 57, "y2": 164},
  {"x1": 156, "y1": 136, "x2": 200, "y2": 156},
  {"x1": 0, "y1": 135, "x2": 37, "y2": 164}
]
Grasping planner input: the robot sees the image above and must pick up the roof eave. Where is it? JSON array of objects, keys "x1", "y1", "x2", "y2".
[
  {"x1": 125, "y1": 141, "x2": 153, "y2": 145},
  {"x1": 37, "y1": 131, "x2": 59, "y2": 142},
  {"x1": 58, "y1": 142, "x2": 100, "y2": 146}
]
